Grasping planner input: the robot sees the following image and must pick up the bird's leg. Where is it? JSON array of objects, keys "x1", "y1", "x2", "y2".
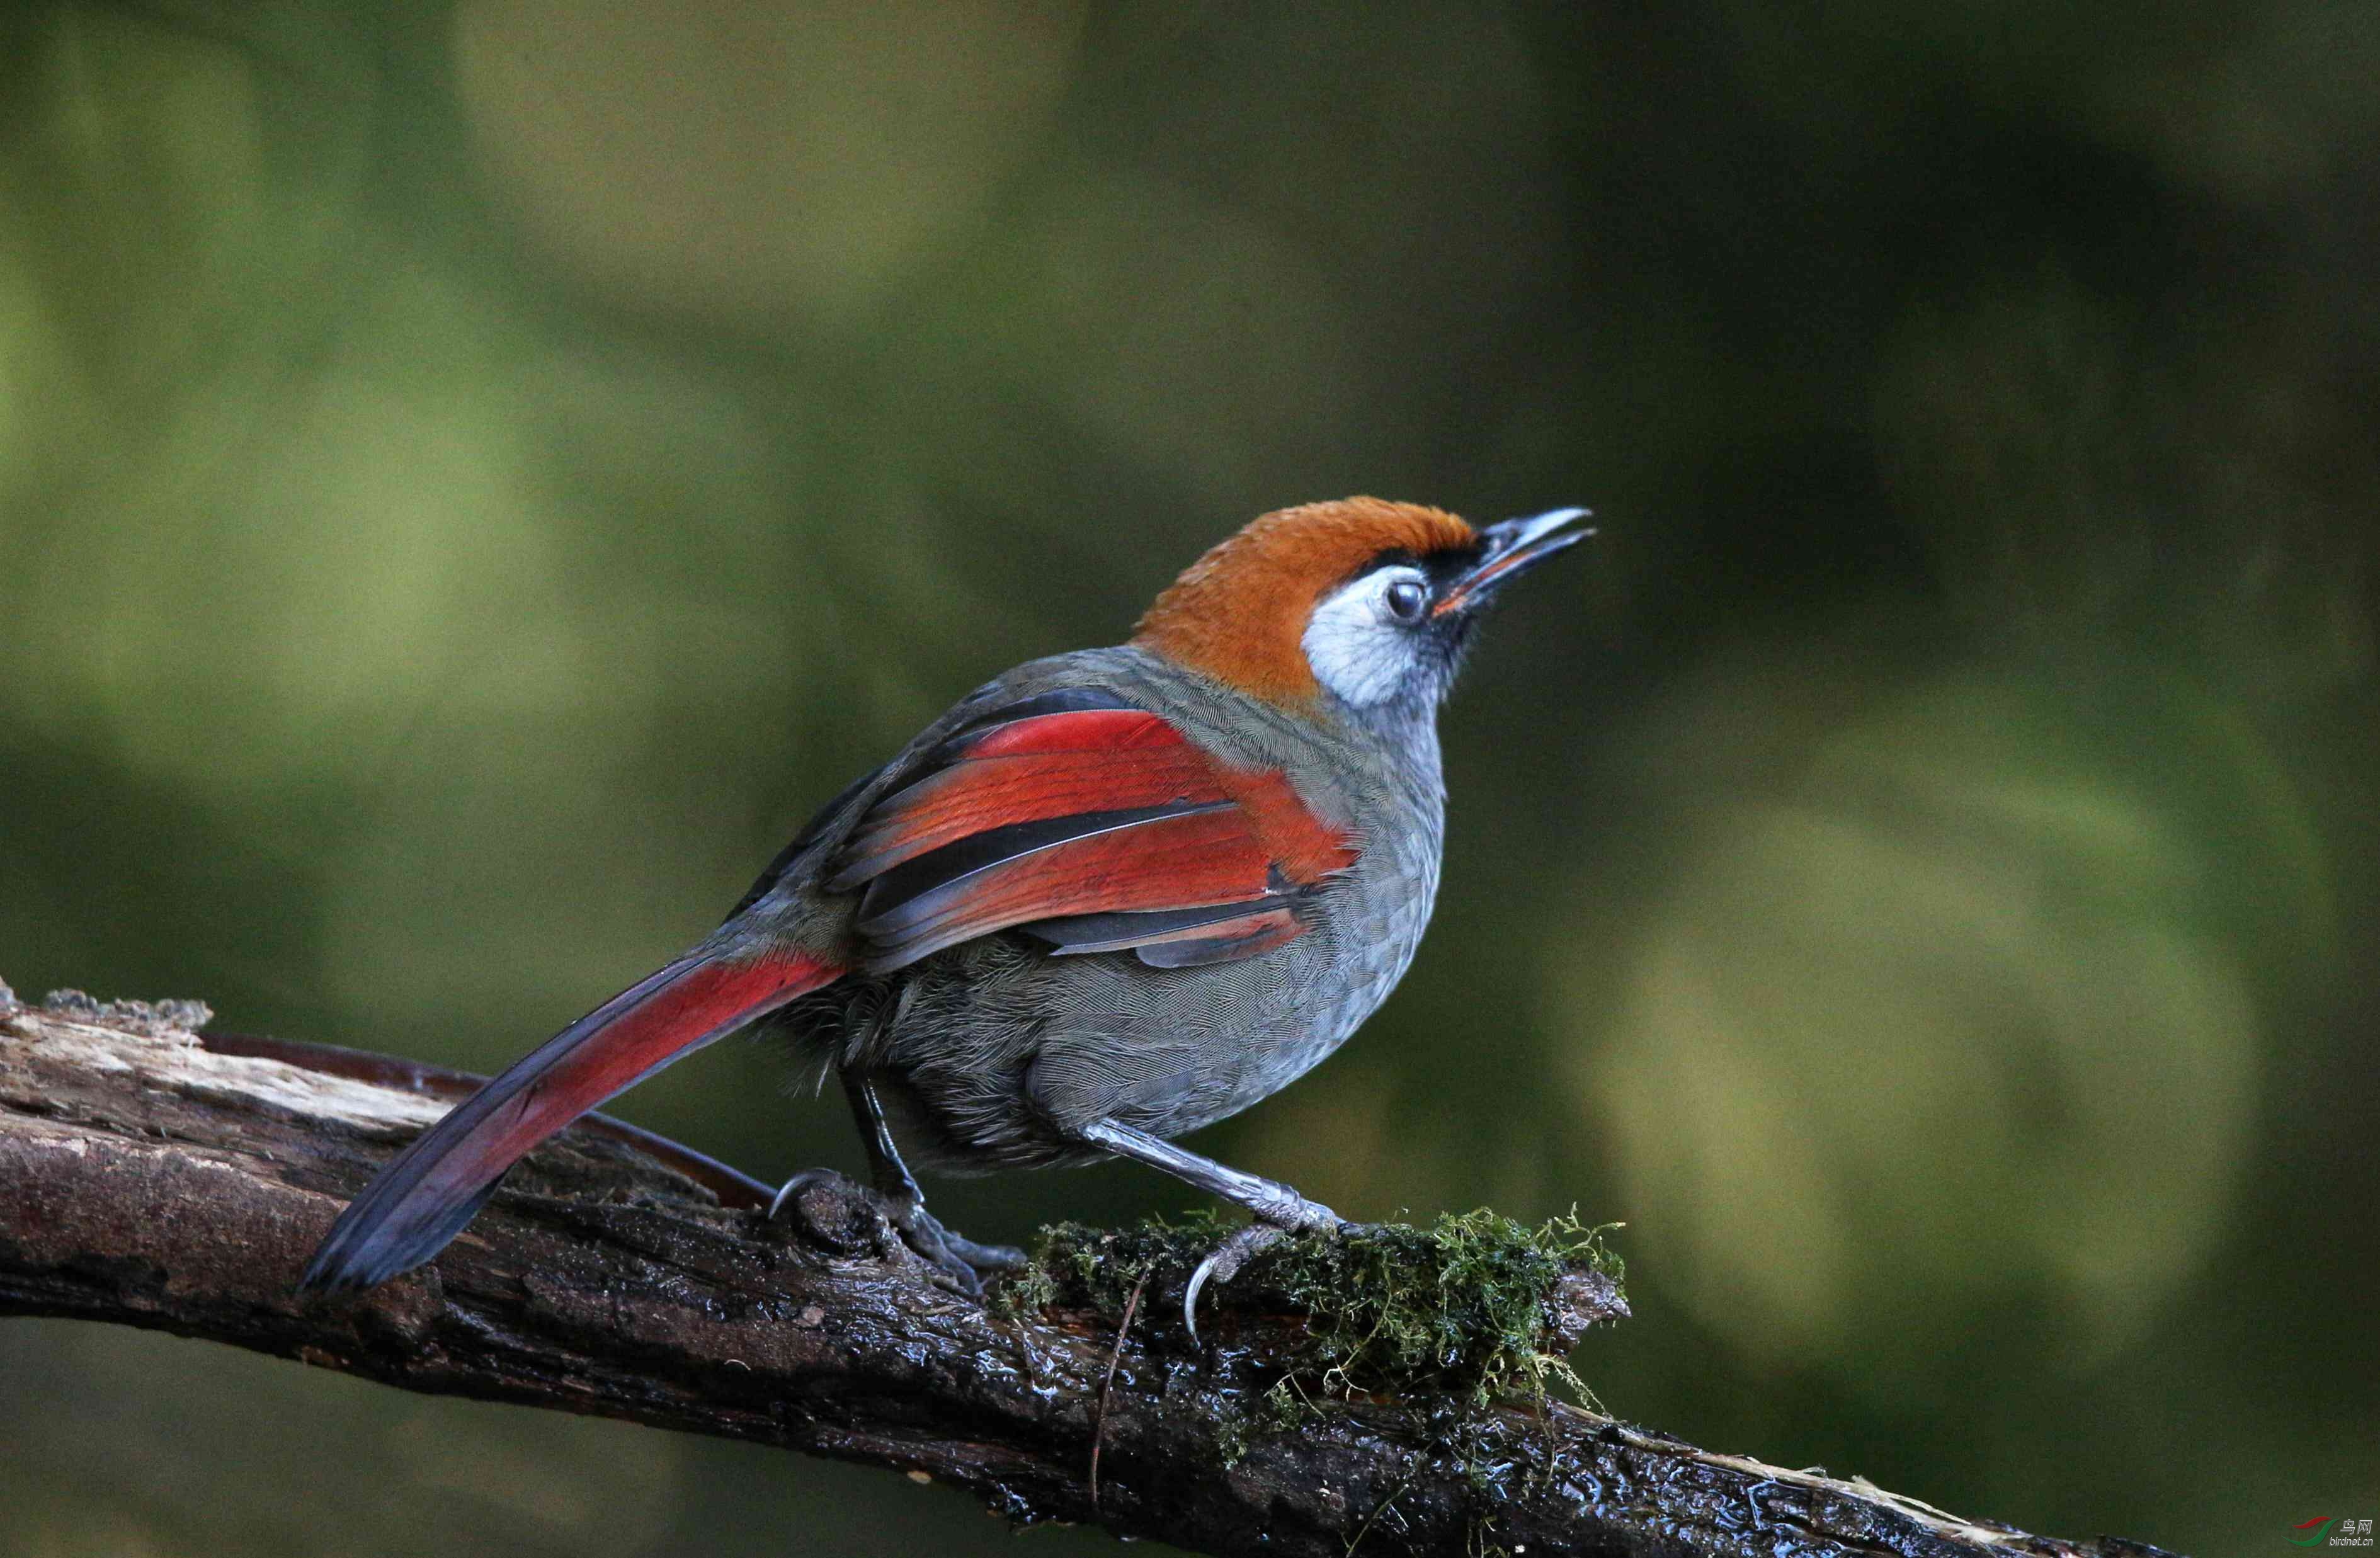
[
  {"x1": 840, "y1": 1071, "x2": 1025, "y2": 1293},
  {"x1": 1071, "y1": 1119, "x2": 1342, "y2": 1343}
]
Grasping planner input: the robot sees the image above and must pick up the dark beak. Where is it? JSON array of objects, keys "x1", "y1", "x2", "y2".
[{"x1": 1432, "y1": 507, "x2": 1593, "y2": 617}]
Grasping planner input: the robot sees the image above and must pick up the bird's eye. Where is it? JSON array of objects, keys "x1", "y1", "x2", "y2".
[{"x1": 1384, "y1": 578, "x2": 1428, "y2": 623}]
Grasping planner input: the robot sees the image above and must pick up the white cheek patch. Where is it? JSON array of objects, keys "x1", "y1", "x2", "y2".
[{"x1": 1303, "y1": 572, "x2": 1423, "y2": 707}]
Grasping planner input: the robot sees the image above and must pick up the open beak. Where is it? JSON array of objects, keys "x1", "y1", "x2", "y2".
[{"x1": 1432, "y1": 507, "x2": 1593, "y2": 617}]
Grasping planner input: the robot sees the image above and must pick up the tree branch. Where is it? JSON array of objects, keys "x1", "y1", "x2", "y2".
[{"x1": 0, "y1": 984, "x2": 2176, "y2": 1558}]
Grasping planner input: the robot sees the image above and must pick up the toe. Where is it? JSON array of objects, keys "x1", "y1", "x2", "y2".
[
  {"x1": 894, "y1": 1207, "x2": 1016, "y2": 1297},
  {"x1": 942, "y1": 1232, "x2": 1028, "y2": 1272},
  {"x1": 931, "y1": 1251, "x2": 986, "y2": 1297}
]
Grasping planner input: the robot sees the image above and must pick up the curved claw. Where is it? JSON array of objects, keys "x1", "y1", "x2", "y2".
[
  {"x1": 1183, "y1": 1223, "x2": 1289, "y2": 1346},
  {"x1": 767, "y1": 1167, "x2": 843, "y2": 1221}
]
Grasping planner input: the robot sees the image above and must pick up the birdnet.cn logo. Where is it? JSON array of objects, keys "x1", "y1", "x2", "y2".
[{"x1": 2294, "y1": 1518, "x2": 2376, "y2": 1548}]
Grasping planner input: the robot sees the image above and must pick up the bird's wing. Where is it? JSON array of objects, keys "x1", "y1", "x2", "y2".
[{"x1": 825, "y1": 687, "x2": 1357, "y2": 972}]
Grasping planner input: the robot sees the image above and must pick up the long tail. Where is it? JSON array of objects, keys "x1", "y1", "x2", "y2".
[{"x1": 300, "y1": 945, "x2": 843, "y2": 1292}]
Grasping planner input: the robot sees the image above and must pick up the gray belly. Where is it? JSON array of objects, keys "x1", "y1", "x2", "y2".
[{"x1": 854, "y1": 846, "x2": 1438, "y2": 1171}]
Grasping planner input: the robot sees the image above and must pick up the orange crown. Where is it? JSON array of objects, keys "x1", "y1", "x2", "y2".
[{"x1": 1133, "y1": 498, "x2": 1476, "y2": 703}]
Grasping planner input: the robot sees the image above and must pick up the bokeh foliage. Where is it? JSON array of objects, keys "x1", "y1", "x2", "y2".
[{"x1": 4, "y1": 3, "x2": 2376, "y2": 1555}]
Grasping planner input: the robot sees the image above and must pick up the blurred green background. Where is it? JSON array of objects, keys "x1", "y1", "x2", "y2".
[{"x1": 4, "y1": 3, "x2": 2376, "y2": 1554}]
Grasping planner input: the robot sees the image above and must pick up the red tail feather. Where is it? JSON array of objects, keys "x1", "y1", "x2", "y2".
[{"x1": 301, "y1": 947, "x2": 842, "y2": 1290}]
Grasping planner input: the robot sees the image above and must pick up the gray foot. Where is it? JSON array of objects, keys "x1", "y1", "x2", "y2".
[
  {"x1": 888, "y1": 1199, "x2": 1027, "y2": 1297},
  {"x1": 768, "y1": 1169, "x2": 1023, "y2": 1297}
]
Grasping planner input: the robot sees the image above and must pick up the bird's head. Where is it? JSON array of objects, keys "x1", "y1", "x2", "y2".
[{"x1": 1134, "y1": 497, "x2": 1590, "y2": 715}]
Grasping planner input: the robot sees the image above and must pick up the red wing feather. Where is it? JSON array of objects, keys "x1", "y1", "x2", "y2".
[
  {"x1": 1212, "y1": 765, "x2": 1360, "y2": 885},
  {"x1": 838, "y1": 746, "x2": 1227, "y2": 883},
  {"x1": 829, "y1": 708, "x2": 1230, "y2": 887},
  {"x1": 834, "y1": 692, "x2": 1357, "y2": 972},
  {"x1": 857, "y1": 807, "x2": 1277, "y2": 969},
  {"x1": 1134, "y1": 906, "x2": 1306, "y2": 969},
  {"x1": 959, "y1": 707, "x2": 1183, "y2": 758}
]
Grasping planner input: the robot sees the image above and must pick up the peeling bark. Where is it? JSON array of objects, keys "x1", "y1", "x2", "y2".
[{"x1": 0, "y1": 987, "x2": 2178, "y2": 1558}]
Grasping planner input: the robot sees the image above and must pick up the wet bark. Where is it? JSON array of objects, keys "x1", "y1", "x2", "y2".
[{"x1": 0, "y1": 985, "x2": 2176, "y2": 1558}]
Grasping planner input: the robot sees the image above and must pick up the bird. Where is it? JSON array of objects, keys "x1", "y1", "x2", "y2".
[{"x1": 300, "y1": 497, "x2": 1590, "y2": 1336}]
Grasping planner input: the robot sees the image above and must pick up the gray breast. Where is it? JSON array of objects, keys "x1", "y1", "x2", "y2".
[{"x1": 854, "y1": 647, "x2": 1449, "y2": 1168}]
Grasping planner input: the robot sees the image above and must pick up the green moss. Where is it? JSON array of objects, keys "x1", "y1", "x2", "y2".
[
  {"x1": 1259, "y1": 1208, "x2": 1621, "y2": 1411},
  {"x1": 1015, "y1": 1208, "x2": 1623, "y2": 1417},
  {"x1": 988, "y1": 1255, "x2": 1058, "y2": 1322},
  {"x1": 1018, "y1": 1208, "x2": 1229, "y2": 1317},
  {"x1": 1008, "y1": 1209, "x2": 1624, "y2": 1487}
]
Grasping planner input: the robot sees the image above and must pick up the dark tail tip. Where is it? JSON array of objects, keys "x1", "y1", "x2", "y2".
[{"x1": 299, "y1": 1180, "x2": 500, "y2": 1294}]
